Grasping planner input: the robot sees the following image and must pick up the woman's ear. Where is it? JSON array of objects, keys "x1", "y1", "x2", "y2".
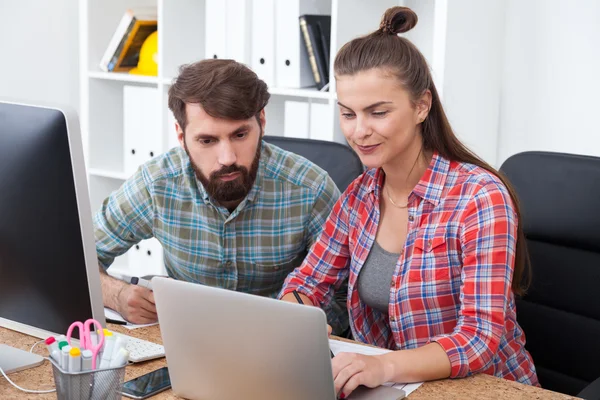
[{"x1": 416, "y1": 89, "x2": 432, "y2": 123}]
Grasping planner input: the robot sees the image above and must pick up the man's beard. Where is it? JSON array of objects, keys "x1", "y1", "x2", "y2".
[{"x1": 184, "y1": 138, "x2": 262, "y2": 204}]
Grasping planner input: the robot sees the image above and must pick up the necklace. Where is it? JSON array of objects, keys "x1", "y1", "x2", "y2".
[
  {"x1": 384, "y1": 147, "x2": 424, "y2": 209},
  {"x1": 385, "y1": 186, "x2": 409, "y2": 208}
]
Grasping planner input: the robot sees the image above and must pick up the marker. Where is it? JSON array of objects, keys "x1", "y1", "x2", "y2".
[
  {"x1": 98, "y1": 331, "x2": 115, "y2": 369},
  {"x1": 61, "y1": 345, "x2": 72, "y2": 370},
  {"x1": 50, "y1": 349, "x2": 61, "y2": 364},
  {"x1": 111, "y1": 336, "x2": 127, "y2": 361},
  {"x1": 68, "y1": 347, "x2": 82, "y2": 373},
  {"x1": 109, "y1": 347, "x2": 129, "y2": 368},
  {"x1": 292, "y1": 291, "x2": 335, "y2": 359},
  {"x1": 81, "y1": 349, "x2": 93, "y2": 371},
  {"x1": 130, "y1": 276, "x2": 153, "y2": 290},
  {"x1": 45, "y1": 337, "x2": 59, "y2": 355}
]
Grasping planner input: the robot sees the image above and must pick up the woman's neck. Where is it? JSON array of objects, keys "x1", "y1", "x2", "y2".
[{"x1": 382, "y1": 141, "x2": 432, "y2": 199}]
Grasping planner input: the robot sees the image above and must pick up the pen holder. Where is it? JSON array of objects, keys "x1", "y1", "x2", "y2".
[{"x1": 49, "y1": 358, "x2": 126, "y2": 400}]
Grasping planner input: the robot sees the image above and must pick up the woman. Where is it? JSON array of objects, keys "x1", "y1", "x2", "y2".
[{"x1": 279, "y1": 6, "x2": 538, "y2": 398}]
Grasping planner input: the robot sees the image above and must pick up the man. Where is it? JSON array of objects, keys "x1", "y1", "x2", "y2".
[{"x1": 95, "y1": 59, "x2": 347, "y2": 334}]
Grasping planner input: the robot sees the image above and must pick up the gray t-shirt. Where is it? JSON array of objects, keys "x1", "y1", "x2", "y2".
[{"x1": 357, "y1": 241, "x2": 400, "y2": 314}]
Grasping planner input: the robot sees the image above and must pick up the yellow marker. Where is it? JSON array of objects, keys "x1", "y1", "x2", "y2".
[{"x1": 68, "y1": 347, "x2": 82, "y2": 372}]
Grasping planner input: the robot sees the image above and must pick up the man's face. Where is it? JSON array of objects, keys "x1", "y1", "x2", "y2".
[{"x1": 177, "y1": 104, "x2": 265, "y2": 205}]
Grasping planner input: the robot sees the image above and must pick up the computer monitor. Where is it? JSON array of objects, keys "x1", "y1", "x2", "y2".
[{"x1": 0, "y1": 100, "x2": 105, "y2": 372}]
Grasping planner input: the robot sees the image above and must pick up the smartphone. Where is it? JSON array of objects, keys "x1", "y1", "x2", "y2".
[{"x1": 120, "y1": 366, "x2": 171, "y2": 399}]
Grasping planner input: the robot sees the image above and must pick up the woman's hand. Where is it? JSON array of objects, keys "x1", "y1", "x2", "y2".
[{"x1": 332, "y1": 352, "x2": 391, "y2": 398}]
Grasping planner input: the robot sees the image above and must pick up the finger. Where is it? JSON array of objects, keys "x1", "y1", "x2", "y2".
[
  {"x1": 331, "y1": 353, "x2": 354, "y2": 378},
  {"x1": 334, "y1": 359, "x2": 364, "y2": 394},
  {"x1": 327, "y1": 324, "x2": 332, "y2": 337},
  {"x1": 340, "y1": 373, "x2": 364, "y2": 398}
]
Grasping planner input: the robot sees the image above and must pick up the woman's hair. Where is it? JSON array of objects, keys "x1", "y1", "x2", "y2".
[
  {"x1": 168, "y1": 59, "x2": 270, "y2": 133},
  {"x1": 334, "y1": 6, "x2": 530, "y2": 295}
]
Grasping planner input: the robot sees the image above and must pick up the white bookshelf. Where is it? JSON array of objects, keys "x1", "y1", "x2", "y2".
[{"x1": 80, "y1": 0, "x2": 499, "y2": 275}]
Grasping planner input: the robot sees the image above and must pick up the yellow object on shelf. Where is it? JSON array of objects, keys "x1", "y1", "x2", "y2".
[{"x1": 130, "y1": 30, "x2": 158, "y2": 76}]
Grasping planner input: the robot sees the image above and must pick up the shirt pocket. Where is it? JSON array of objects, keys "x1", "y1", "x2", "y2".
[
  {"x1": 409, "y1": 231, "x2": 451, "y2": 283},
  {"x1": 239, "y1": 254, "x2": 305, "y2": 297}
]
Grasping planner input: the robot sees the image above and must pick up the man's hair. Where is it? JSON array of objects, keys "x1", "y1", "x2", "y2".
[{"x1": 168, "y1": 59, "x2": 270, "y2": 132}]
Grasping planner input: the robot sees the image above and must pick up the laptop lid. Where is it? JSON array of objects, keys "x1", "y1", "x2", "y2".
[{"x1": 153, "y1": 277, "x2": 336, "y2": 400}]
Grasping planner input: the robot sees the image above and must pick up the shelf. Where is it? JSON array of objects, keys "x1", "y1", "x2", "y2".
[
  {"x1": 88, "y1": 168, "x2": 130, "y2": 180},
  {"x1": 88, "y1": 71, "x2": 159, "y2": 85},
  {"x1": 268, "y1": 87, "x2": 335, "y2": 100},
  {"x1": 161, "y1": 78, "x2": 334, "y2": 100}
]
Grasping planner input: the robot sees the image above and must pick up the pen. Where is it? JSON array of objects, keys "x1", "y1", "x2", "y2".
[
  {"x1": 293, "y1": 291, "x2": 336, "y2": 359},
  {"x1": 106, "y1": 318, "x2": 127, "y2": 325},
  {"x1": 130, "y1": 276, "x2": 153, "y2": 290}
]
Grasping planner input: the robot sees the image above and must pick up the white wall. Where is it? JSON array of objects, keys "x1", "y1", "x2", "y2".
[
  {"x1": 497, "y1": 0, "x2": 600, "y2": 165},
  {"x1": 442, "y1": 0, "x2": 506, "y2": 166},
  {"x1": 0, "y1": 0, "x2": 79, "y2": 111}
]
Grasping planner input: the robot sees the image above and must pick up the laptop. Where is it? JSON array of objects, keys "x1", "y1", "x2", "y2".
[{"x1": 153, "y1": 278, "x2": 405, "y2": 400}]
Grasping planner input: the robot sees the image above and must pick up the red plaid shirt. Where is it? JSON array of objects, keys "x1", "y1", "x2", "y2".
[{"x1": 280, "y1": 152, "x2": 538, "y2": 385}]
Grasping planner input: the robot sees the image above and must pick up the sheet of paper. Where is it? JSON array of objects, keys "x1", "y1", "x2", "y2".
[
  {"x1": 329, "y1": 339, "x2": 424, "y2": 396},
  {"x1": 104, "y1": 307, "x2": 158, "y2": 330}
]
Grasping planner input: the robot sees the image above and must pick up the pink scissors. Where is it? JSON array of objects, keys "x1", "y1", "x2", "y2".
[{"x1": 66, "y1": 318, "x2": 104, "y2": 369}]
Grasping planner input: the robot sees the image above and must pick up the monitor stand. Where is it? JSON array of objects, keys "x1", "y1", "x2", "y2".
[{"x1": 0, "y1": 344, "x2": 44, "y2": 374}]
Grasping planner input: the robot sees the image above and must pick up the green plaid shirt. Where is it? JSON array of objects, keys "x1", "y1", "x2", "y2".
[{"x1": 94, "y1": 141, "x2": 347, "y2": 332}]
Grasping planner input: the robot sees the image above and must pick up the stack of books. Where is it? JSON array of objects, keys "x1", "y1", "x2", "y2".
[{"x1": 99, "y1": 8, "x2": 157, "y2": 73}]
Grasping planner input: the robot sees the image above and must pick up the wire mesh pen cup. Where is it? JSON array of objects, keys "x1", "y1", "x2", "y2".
[{"x1": 49, "y1": 358, "x2": 126, "y2": 400}]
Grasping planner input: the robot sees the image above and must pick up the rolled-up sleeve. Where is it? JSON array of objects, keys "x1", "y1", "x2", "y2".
[
  {"x1": 431, "y1": 182, "x2": 517, "y2": 378},
  {"x1": 279, "y1": 185, "x2": 353, "y2": 308},
  {"x1": 94, "y1": 167, "x2": 154, "y2": 269}
]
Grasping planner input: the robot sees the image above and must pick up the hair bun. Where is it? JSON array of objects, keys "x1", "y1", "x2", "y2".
[{"x1": 379, "y1": 6, "x2": 418, "y2": 35}]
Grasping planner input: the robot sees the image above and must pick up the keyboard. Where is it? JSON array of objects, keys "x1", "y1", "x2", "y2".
[{"x1": 113, "y1": 333, "x2": 165, "y2": 363}]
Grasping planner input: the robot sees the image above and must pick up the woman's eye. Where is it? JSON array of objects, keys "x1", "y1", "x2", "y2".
[
  {"x1": 372, "y1": 111, "x2": 388, "y2": 117},
  {"x1": 341, "y1": 113, "x2": 355, "y2": 119}
]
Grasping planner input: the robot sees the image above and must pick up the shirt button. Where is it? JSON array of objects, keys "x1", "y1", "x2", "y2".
[
  {"x1": 408, "y1": 215, "x2": 414, "y2": 222},
  {"x1": 225, "y1": 261, "x2": 233, "y2": 267},
  {"x1": 273, "y1": 265, "x2": 280, "y2": 271},
  {"x1": 390, "y1": 316, "x2": 396, "y2": 322},
  {"x1": 427, "y1": 240, "x2": 432, "y2": 247}
]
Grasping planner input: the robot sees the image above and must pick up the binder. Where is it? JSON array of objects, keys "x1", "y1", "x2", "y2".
[
  {"x1": 275, "y1": 0, "x2": 331, "y2": 88},
  {"x1": 309, "y1": 103, "x2": 333, "y2": 141},
  {"x1": 226, "y1": 0, "x2": 252, "y2": 63},
  {"x1": 140, "y1": 238, "x2": 166, "y2": 276},
  {"x1": 251, "y1": 0, "x2": 275, "y2": 86},
  {"x1": 284, "y1": 101, "x2": 310, "y2": 138},
  {"x1": 205, "y1": 0, "x2": 226, "y2": 60},
  {"x1": 123, "y1": 85, "x2": 161, "y2": 176},
  {"x1": 299, "y1": 15, "x2": 331, "y2": 90}
]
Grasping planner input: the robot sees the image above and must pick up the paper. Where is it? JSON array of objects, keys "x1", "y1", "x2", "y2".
[
  {"x1": 329, "y1": 339, "x2": 424, "y2": 396},
  {"x1": 104, "y1": 307, "x2": 158, "y2": 330}
]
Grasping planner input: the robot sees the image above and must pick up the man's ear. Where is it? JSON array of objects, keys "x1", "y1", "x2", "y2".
[
  {"x1": 258, "y1": 108, "x2": 266, "y2": 137},
  {"x1": 176, "y1": 122, "x2": 185, "y2": 148}
]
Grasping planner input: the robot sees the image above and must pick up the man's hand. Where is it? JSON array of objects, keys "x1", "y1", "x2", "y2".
[
  {"x1": 332, "y1": 353, "x2": 391, "y2": 398},
  {"x1": 116, "y1": 284, "x2": 158, "y2": 324}
]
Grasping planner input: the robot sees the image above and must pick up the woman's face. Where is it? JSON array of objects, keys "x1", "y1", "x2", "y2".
[{"x1": 336, "y1": 68, "x2": 429, "y2": 169}]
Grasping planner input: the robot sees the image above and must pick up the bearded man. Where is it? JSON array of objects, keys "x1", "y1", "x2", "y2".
[{"x1": 95, "y1": 59, "x2": 347, "y2": 335}]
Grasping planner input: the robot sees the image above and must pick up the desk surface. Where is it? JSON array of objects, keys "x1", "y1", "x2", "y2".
[{"x1": 1, "y1": 324, "x2": 577, "y2": 400}]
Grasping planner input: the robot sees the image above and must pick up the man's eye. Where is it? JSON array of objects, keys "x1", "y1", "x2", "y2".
[
  {"x1": 201, "y1": 139, "x2": 215, "y2": 145},
  {"x1": 235, "y1": 132, "x2": 248, "y2": 139}
]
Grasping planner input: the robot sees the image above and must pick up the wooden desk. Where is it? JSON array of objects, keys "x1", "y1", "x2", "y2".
[{"x1": 0, "y1": 324, "x2": 577, "y2": 399}]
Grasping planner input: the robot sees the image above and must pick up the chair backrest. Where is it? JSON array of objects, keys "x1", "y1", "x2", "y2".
[
  {"x1": 499, "y1": 151, "x2": 600, "y2": 396},
  {"x1": 263, "y1": 136, "x2": 364, "y2": 192}
]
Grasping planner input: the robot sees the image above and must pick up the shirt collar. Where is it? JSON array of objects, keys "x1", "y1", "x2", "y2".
[{"x1": 368, "y1": 151, "x2": 449, "y2": 206}]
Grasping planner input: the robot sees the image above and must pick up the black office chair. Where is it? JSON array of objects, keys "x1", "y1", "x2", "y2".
[
  {"x1": 263, "y1": 136, "x2": 364, "y2": 192},
  {"x1": 500, "y1": 151, "x2": 600, "y2": 399}
]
